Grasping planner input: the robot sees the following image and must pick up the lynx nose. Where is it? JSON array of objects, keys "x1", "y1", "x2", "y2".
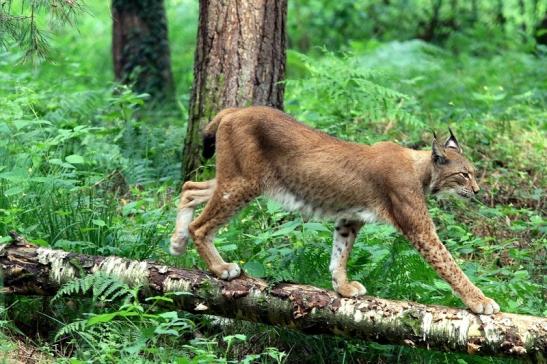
[{"x1": 472, "y1": 185, "x2": 480, "y2": 194}]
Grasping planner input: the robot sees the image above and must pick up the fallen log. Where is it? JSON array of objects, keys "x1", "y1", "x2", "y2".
[{"x1": 1, "y1": 233, "x2": 545, "y2": 358}]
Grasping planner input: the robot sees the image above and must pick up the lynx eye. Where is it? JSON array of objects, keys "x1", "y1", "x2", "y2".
[{"x1": 460, "y1": 172, "x2": 470, "y2": 179}]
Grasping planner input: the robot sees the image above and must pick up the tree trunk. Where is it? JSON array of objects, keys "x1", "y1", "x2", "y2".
[
  {"x1": 536, "y1": 14, "x2": 547, "y2": 44},
  {"x1": 181, "y1": 0, "x2": 287, "y2": 180},
  {"x1": 1, "y1": 233, "x2": 545, "y2": 359},
  {"x1": 497, "y1": 0, "x2": 506, "y2": 30},
  {"x1": 112, "y1": 0, "x2": 175, "y2": 100},
  {"x1": 470, "y1": 0, "x2": 478, "y2": 25},
  {"x1": 420, "y1": 0, "x2": 443, "y2": 42}
]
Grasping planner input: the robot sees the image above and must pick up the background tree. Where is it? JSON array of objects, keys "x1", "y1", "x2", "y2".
[
  {"x1": 112, "y1": 0, "x2": 175, "y2": 100},
  {"x1": 181, "y1": 0, "x2": 287, "y2": 180}
]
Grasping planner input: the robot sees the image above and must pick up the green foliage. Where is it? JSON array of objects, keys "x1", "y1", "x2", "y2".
[
  {"x1": 286, "y1": 51, "x2": 423, "y2": 143},
  {"x1": 0, "y1": 0, "x2": 545, "y2": 363},
  {"x1": 52, "y1": 274, "x2": 287, "y2": 363},
  {"x1": 288, "y1": 0, "x2": 547, "y2": 52},
  {"x1": 53, "y1": 272, "x2": 133, "y2": 305}
]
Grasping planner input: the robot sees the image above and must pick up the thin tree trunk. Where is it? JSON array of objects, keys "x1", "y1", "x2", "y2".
[
  {"x1": 519, "y1": 0, "x2": 527, "y2": 33},
  {"x1": 497, "y1": 0, "x2": 506, "y2": 30},
  {"x1": 420, "y1": 0, "x2": 443, "y2": 42},
  {"x1": 536, "y1": 14, "x2": 547, "y2": 44},
  {"x1": 112, "y1": 0, "x2": 175, "y2": 100},
  {"x1": 1, "y1": 233, "x2": 545, "y2": 359},
  {"x1": 470, "y1": 0, "x2": 478, "y2": 25},
  {"x1": 181, "y1": 0, "x2": 287, "y2": 180}
]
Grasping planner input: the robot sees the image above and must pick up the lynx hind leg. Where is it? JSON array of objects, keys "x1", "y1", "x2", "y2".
[
  {"x1": 170, "y1": 180, "x2": 216, "y2": 255},
  {"x1": 330, "y1": 219, "x2": 366, "y2": 298},
  {"x1": 189, "y1": 180, "x2": 258, "y2": 280}
]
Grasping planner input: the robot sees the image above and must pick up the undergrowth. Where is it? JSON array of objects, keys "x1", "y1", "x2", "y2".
[{"x1": 0, "y1": 0, "x2": 545, "y2": 363}]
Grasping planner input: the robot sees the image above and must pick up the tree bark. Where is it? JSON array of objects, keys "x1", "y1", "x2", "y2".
[
  {"x1": 112, "y1": 0, "x2": 175, "y2": 100},
  {"x1": 181, "y1": 0, "x2": 287, "y2": 180},
  {"x1": 1, "y1": 233, "x2": 545, "y2": 358}
]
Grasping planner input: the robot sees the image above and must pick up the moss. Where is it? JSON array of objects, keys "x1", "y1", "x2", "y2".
[{"x1": 399, "y1": 309, "x2": 423, "y2": 336}]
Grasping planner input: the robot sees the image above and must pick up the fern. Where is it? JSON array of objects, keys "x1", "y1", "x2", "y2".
[
  {"x1": 286, "y1": 51, "x2": 424, "y2": 143},
  {"x1": 96, "y1": 278, "x2": 131, "y2": 303},
  {"x1": 53, "y1": 272, "x2": 131, "y2": 303},
  {"x1": 54, "y1": 319, "x2": 88, "y2": 341}
]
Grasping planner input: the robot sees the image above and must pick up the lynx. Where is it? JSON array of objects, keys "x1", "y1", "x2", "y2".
[{"x1": 170, "y1": 106, "x2": 500, "y2": 315}]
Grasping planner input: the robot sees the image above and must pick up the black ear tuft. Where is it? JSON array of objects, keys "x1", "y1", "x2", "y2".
[{"x1": 445, "y1": 127, "x2": 462, "y2": 153}]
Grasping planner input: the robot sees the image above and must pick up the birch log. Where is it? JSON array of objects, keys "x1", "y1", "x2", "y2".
[{"x1": 1, "y1": 233, "x2": 545, "y2": 358}]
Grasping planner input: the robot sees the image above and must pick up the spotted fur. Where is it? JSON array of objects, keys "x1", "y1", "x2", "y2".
[{"x1": 170, "y1": 106, "x2": 499, "y2": 315}]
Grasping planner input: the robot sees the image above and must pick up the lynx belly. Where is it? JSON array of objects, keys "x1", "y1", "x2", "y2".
[{"x1": 265, "y1": 187, "x2": 378, "y2": 223}]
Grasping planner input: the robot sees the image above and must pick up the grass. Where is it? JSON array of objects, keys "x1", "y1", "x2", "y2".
[{"x1": 0, "y1": 0, "x2": 545, "y2": 363}]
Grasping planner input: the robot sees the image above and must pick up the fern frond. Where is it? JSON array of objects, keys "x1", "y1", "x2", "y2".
[
  {"x1": 99, "y1": 279, "x2": 131, "y2": 302},
  {"x1": 54, "y1": 319, "x2": 87, "y2": 341},
  {"x1": 53, "y1": 272, "x2": 131, "y2": 303}
]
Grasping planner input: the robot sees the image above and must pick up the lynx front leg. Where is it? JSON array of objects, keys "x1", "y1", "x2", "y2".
[
  {"x1": 170, "y1": 179, "x2": 216, "y2": 255},
  {"x1": 330, "y1": 219, "x2": 366, "y2": 297},
  {"x1": 409, "y1": 229, "x2": 499, "y2": 314},
  {"x1": 393, "y1": 200, "x2": 500, "y2": 315}
]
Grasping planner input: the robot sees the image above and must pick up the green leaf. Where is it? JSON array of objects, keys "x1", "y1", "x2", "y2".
[
  {"x1": 154, "y1": 327, "x2": 178, "y2": 336},
  {"x1": 4, "y1": 186, "x2": 25, "y2": 196},
  {"x1": 65, "y1": 154, "x2": 85, "y2": 164},
  {"x1": 271, "y1": 220, "x2": 300, "y2": 237},
  {"x1": 158, "y1": 311, "x2": 178, "y2": 320},
  {"x1": 219, "y1": 243, "x2": 238, "y2": 252},
  {"x1": 0, "y1": 236, "x2": 12, "y2": 244},
  {"x1": 244, "y1": 261, "x2": 266, "y2": 278},
  {"x1": 49, "y1": 158, "x2": 75, "y2": 169},
  {"x1": 145, "y1": 296, "x2": 174, "y2": 303},
  {"x1": 223, "y1": 334, "x2": 246, "y2": 343},
  {"x1": 92, "y1": 219, "x2": 106, "y2": 227},
  {"x1": 86, "y1": 312, "x2": 118, "y2": 325},
  {"x1": 0, "y1": 168, "x2": 28, "y2": 182},
  {"x1": 266, "y1": 199, "x2": 283, "y2": 214},
  {"x1": 433, "y1": 280, "x2": 451, "y2": 292},
  {"x1": 87, "y1": 310, "x2": 139, "y2": 325},
  {"x1": 303, "y1": 222, "x2": 330, "y2": 232}
]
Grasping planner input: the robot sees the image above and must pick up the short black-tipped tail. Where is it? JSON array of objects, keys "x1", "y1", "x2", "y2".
[
  {"x1": 201, "y1": 108, "x2": 239, "y2": 159},
  {"x1": 202, "y1": 134, "x2": 216, "y2": 159}
]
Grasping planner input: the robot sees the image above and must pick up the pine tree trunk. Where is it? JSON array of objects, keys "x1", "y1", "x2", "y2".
[
  {"x1": 1, "y1": 233, "x2": 546, "y2": 359},
  {"x1": 112, "y1": 0, "x2": 175, "y2": 100},
  {"x1": 181, "y1": 0, "x2": 287, "y2": 180}
]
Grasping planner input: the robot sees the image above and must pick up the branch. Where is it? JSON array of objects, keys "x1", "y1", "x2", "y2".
[{"x1": 1, "y1": 233, "x2": 545, "y2": 358}]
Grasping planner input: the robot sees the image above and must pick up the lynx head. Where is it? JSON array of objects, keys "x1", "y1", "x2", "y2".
[{"x1": 430, "y1": 129, "x2": 480, "y2": 198}]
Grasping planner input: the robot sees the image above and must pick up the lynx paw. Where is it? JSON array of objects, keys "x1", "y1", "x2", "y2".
[
  {"x1": 169, "y1": 232, "x2": 189, "y2": 256},
  {"x1": 466, "y1": 296, "x2": 500, "y2": 315},
  {"x1": 212, "y1": 263, "x2": 241, "y2": 281},
  {"x1": 336, "y1": 281, "x2": 367, "y2": 298}
]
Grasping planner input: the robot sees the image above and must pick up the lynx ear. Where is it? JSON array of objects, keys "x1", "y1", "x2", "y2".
[
  {"x1": 444, "y1": 127, "x2": 462, "y2": 153},
  {"x1": 432, "y1": 133, "x2": 447, "y2": 164}
]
